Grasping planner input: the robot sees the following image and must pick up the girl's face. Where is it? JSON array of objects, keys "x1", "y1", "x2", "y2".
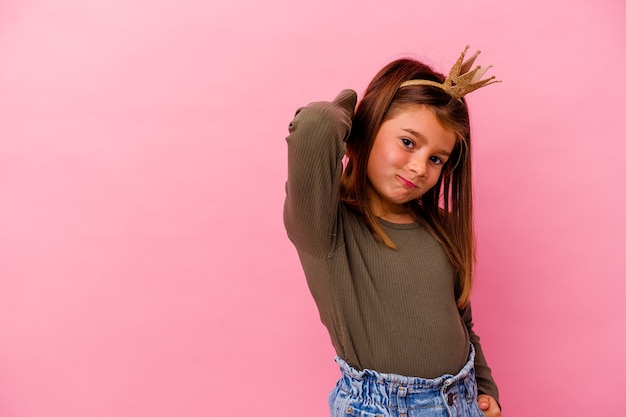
[{"x1": 366, "y1": 105, "x2": 456, "y2": 219}]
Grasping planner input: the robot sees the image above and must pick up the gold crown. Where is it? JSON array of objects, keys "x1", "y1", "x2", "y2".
[{"x1": 399, "y1": 45, "x2": 500, "y2": 99}]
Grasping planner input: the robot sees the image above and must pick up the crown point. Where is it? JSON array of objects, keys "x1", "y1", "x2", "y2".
[{"x1": 397, "y1": 46, "x2": 500, "y2": 98}]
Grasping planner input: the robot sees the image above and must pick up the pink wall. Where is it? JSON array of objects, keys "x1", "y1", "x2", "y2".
[{"x1": 1, "y1": 0, "x2": 625, "y2": 416}]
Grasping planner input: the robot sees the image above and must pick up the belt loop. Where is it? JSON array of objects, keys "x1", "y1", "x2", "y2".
[{"x1": 397, "y1": 385, "x2": 408, "y2": 417}]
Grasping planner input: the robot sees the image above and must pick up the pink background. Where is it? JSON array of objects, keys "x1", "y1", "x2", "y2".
[{"x1": 1, "y1": 1, "x2": 625, "y2": 416}]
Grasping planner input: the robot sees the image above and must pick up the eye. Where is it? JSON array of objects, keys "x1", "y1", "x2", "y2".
[
  {"x1": 401, "y1": 137, "x2": 414, "y2": 148},
  {"x1": 430, "y1": 156, "x2": 445, "y2": 165}
]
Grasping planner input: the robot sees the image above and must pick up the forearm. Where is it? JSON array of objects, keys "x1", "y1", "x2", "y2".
[{"x1": 460, "y1": 303, "x2": 500, "y2": 405}]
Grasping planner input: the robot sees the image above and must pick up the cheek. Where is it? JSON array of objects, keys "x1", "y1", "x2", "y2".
[
  {"x1": 424, "y1": 167, "x2": 444, "y2": 186},
  {"x1": 380, "y1": 148, "x2": 406, "y2": 168},
  {"x1": 367, "y1": 149, "x2": 387, "y2": 174}
]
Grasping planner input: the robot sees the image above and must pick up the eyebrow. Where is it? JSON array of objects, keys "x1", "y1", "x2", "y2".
[{"x1": 402, "y1": 128, "x2": 452, "y2": 157}]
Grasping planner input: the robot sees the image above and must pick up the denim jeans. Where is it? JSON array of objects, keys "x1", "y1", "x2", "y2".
[{"x1": 328, "y1": 345, "x2": 485, "y2": 417}]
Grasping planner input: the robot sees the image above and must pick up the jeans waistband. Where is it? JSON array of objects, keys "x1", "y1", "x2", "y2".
[{"x1": 335, "y1": 344, "x2": 476, "y2": 393}]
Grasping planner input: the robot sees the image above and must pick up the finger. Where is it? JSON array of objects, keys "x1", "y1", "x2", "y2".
[{"x1": 477, "y1": 394, "x2": 491, "y2": 410}]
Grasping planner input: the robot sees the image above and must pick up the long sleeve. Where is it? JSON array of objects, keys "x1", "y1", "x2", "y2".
[
  {"x1": 460, "y1": 303, "x2": 500, "y2": 405},
  {"x1": 283, "y1": 89, "x2": 500, "y2": 408},
  {"x1": 283, "y1": 89, "x2": 357, "y2": 257}
]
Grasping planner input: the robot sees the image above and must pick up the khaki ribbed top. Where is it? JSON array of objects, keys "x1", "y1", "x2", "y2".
[{"x1": 283, "y1": 89, "x2": 499, "y2": 402}]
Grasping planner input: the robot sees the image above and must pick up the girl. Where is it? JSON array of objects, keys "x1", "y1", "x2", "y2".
[{"x1": 284, "y1": 46, "x2": 502, "y2": 417}]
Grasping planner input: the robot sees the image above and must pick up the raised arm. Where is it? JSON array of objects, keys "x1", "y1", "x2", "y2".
[{"x1": 283, "y1": 89, "x2": 357, "y2": 257}]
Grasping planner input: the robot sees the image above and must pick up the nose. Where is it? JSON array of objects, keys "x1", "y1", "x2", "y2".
[{"x1": 407, "y1": 157, "x2": 427, "y2": 178}]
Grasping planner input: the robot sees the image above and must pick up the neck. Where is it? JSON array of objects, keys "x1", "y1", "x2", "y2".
[{"x1": 368, "y1": 191, "x2": 416, "y2": 224}]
